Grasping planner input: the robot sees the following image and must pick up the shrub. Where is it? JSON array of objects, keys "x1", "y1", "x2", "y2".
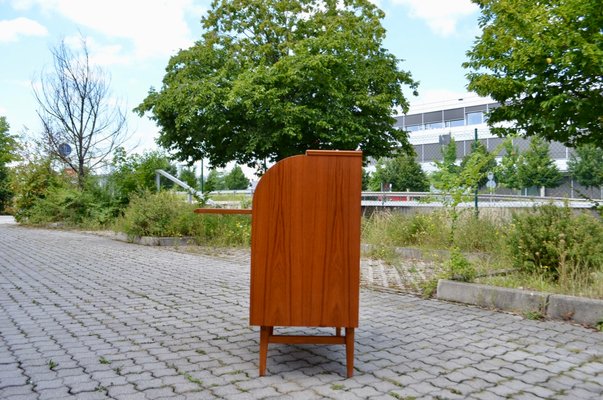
[
  {"x1": 447, "y1": 247, "x2": 476, "y2": 282},
  {"x1": 117, "y1": 191, "x2": 251, "y2": 246},
  {"x1": 507, "y1": 205, "x2": 603, "y2": 282}
]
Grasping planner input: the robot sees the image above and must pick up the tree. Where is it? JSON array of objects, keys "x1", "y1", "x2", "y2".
[
  {"x1": 568, "y1": 144, "x2": 603, "y2": 189},
  {"x1": 0, "y1": 116, "x2": 19, "y2": 213},
  {"x1": 135, "y1": 0, "x2": 418, "y2": 170},
  {"x1": 178, "y1": 167, "x2": 198, "y2": 189},
  {"x1": 516, "y1": 137, "x2": 563, "y2": 191},
  {"x1": 431, "y1": 138, "x2": 460, "y2": 191},
  {"x1": 204, "y1": 169, "x2": 226, "y2": 192},
  {"x1": 495, "y1": 138, "x2": 522, "y2": 190},
  {"x1": 33, "y1": 36, "x2": 129, "y2": 188},
  {"x1": 369, "y1": 153, "x2": 429, "y2": 192},
  {"x1": 465, "y1": 0, "x2": 603, "y2": 147},
  {"x1": 108, "y1": 148, "x2": 177, "y2": 207},
  {"x1": 224, "y1": 165, "x2": 250, "y2": 190},
  {"x1": 460, "y1": 141, "x2": 497, "y2": 189}
]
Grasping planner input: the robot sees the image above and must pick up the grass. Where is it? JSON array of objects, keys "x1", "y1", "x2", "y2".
[{"x1": 361, "y1": 209, "x2": 603, "y2": 300}]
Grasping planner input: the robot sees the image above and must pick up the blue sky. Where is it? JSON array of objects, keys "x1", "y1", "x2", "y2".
[{"x1": 0, "y1": 0, "x2": 482, "y2": 154}]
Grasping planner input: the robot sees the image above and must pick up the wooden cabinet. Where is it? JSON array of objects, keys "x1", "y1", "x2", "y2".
[
  {"x1": 250, "y1": 150, "x2": 362, "y2": 377},
  {"x1": 196, "y1": 150, "x2": 362, "y2": 377}
]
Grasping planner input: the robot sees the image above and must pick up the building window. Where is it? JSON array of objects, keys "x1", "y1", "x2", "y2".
[
  {"x1": 425, "y1": 122, "x2": 444, "y2": 129},
  {"x1": 445, "y1": 119, "x2": 464, "y2": 128},
  {"x1": 466, "y1": 111, "x2": 484, "y2": 125},
  {"x1": 405, "y1": 124, "x2": 422, "y2": 132}
]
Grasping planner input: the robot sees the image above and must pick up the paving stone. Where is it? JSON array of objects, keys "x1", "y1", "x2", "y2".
[{"x1": 0, "y1": 226, "x2": 602, "y2": 400}]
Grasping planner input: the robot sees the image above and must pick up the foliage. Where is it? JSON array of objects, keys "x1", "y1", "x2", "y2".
[
  {"x1": 362, "y1": 211, "x2": 505, "y2": 253},
  {"x1": 460, "y1": 141, "x2": 497, "y2": 189},
  {"x1": 495, "y1": 138, "x2": 522, "y2": 190},
  {"x1": 9, "y1": 156, "x2": 66, "y2": 222},
  {"x1": 465, "y1": 0, "x2": 603, "y2": 147},
  {"x1": 507, "y1": 205, "x2": 603, "y2": 282},
  {"x1": 447, "y1": 247, "x2": 476, "y2": 282},
  {"x1": 369, "y1": 153, "x2": 429, "y2": 192},
  {"x1": 117, "y1": 191, "x2": 251, "y2": 246},
  {"x1": 108, "y1": 148, "x2": 177, "y2": 208},
  {"x1": 0, "y1": 116, "x2": 20, "y2": 213},
  {"x1": 33, "y1": 36, "x2": 129, "y2": 187},
  {"x1": 135, "y1": 0, "x2": 418, "y2": 170},
  {"x1": 430, "y1": 138, "x2": 460, "y2": 190},
  {"x1": 516, "y1": 137, "x2": 563, "y2": 190},
  {"x1": 224, "y1": 165, "x2": 250, "y2": 190},
  {"x1": 25, "y1": 177, "x2": 118, "y2": 228},
  {"x1": 204, "y1": 169, "x2": 227, "y2": 192},
  {"x1": 568, "y1": 144, "x2": 603, "y2": 189},
  {"x1": 178, "y1": 167, "x2": 198, "y2": 189},
  {"x1": 361, "y1": 168, "x2": 370, "y2": 190}
]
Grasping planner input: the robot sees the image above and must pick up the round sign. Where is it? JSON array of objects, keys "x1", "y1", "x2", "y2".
[
  {"x1": 58, "y1": 143, "x2": 72, "y2": 157},
  {"x1": 487, "y1": 171, "x2": 494, "y2": 181},
  {"x1": 486, "y1": 180, "x2": 497, "y2": 189}
]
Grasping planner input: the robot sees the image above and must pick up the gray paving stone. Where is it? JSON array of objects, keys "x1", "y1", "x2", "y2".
[{"x1": 0, "y1": 225, "x2": 602, "y2": 400}]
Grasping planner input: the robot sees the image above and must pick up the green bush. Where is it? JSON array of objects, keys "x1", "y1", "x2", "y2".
[
  {"x1": 507, "y1": 205, "x2": 603, "y2": 281},
  {"x1": 447, "y1": 247, "x2": 476, "y2": 282},
  {"x1": 22, "y1": 177, "x2": 119, "y2": 228},
  {"x1": 117, "y1": 191, "x2": 251, "y2": 246}
]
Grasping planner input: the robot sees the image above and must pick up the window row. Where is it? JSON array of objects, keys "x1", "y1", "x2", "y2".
[{"x1": 404, "y1": 111, "x2": 486, "y2": 132}]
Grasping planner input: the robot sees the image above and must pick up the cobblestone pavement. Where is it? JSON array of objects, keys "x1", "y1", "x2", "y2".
[{"x1": 0, "y1": 225, "x2": 602, "y2": 400}]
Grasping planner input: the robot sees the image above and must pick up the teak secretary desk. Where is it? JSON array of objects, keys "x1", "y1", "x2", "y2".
[{"x1": 195, "y1": 150, "x2": 362, "y2": 377}]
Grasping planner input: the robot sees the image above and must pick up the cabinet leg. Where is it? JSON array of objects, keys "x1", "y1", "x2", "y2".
[
  {"x1": 259, "y1": 326, "x2": 271, "y2": 376},
  {"x1": 345, "y1": 328, "x2": 355, "y2": 378},
  {"x1": 335, "y1": 327, "x2": 341, "y2": 337}
]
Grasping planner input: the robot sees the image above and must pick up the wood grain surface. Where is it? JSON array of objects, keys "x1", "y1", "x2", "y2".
[{"x1": 249, "y1": 150, "x2": 362, "y2": 328}]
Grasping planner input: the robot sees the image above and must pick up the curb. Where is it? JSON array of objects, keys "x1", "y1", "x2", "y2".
[
  {"x1": 437, "y1": 279, "x2": 603, "y2": 328},
  {"x1": 109, "y1": 232, "x2": 196, "y2": 246}
]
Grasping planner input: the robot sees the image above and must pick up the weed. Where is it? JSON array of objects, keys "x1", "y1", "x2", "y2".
[
  {"x1": 114, "y1": 367, "x2": 122, "y2": 375},
  {"x1": 597, "y1": 321, "x2": 603, "y2": 332},
  {"x1": 183, "y1": 373, "x2": 203, "y2": 387},
  {"x1": 195, "y1": 349, "x2": 207, "y2": 355},
  {"x1": 523, "y1": 310, "x2": 544, "y2": 320},
  {"x1": 331, "y1": 383, "x2": 345, "y2": 390},
  {"x1": 95, "y1": 385, "x2": 107, "y2": 393},
  {"x1": 47, "y1": 359, "x2": 57, "y2": 370},
  {"x1": 99, "y1": 356, "x2": 110, "y2": 365}
]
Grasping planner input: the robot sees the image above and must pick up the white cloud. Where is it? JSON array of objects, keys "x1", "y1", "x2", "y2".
[
  {"x1": 0, "y1": 17, "x2": 47, "y2": 42},
  {"x1": 26, "y1": 0, "x2": 205, "y2": 61},
  {"x1": 391, "y1": 0, "x2": 478, "y2": 36}
]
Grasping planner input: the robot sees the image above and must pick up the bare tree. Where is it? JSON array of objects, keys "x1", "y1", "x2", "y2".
[{"x1": 33, "y1": 36, "x2": 129, "y2": 187}]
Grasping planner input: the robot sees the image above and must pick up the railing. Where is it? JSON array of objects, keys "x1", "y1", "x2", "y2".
[
  {"x1": 155, "y1": 169, "x2": 598, "y2": 210},
  {"x1": 361, "y1": 191, "x2": 598, "y2": 209},
  {"x1": 155, "y1": 169, "x2": 216, "y2": 205}
]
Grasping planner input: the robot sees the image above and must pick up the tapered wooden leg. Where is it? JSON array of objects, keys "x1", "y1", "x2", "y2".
[
  {"x1": 345, "y1": 328, "x2": 355, "y2": 378},
  {"x1": 259, "y1": 326, "x2": 271, "y2": 376},
  {"x1": 335, "y1": 327, "x2": 341, "y2": 337}
]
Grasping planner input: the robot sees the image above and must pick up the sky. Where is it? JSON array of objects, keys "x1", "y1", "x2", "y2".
[{"x1": 0, "y1": 0, "x2": 483, "y2": 158}]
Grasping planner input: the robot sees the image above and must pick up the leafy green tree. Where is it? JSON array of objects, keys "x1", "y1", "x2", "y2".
[
  {"x1": 135, "y1": 0, "x2": 418, "y2": 170},
  {"x1": 516, "y1": 137, "x2": 563, "y2": 191},
  {"x1": 465, "y1": 0, "x2": 603, "y2": 147},
  {"x1": 568, "y1": 144, "x2": 603, "y2": 189},
  {"x1": 108, "y1": 148, "x2": 177, "y2": 207},
  {"x1": 369, "y1": 153, "x2": 429, "y2": 192},
  {"x1": 178, "y1": 167, "x2": 198, "y2": 189},
  {"x1": 460, "y1": 141, "x2": 497, "y2": 189},
  {"x1": 431, "y1": 138, "x2": 460, "y2": 191},
  {"x1": 224, "y1": 165, "x2": 250, "y2": 190},
  {"x1": 495, "y1": 139, "x2": 522, "y2": 190},
  {"x1": 0, "y1": 117, "x2": 19, "y2": 213},
  {"x1": 204, "y1": 169, "x2": 226, "y2": 192}
]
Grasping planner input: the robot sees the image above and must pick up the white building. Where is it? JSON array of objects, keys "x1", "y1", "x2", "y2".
[{"x1": 392, "y1": 96, "x2": 598, "y2": 198}]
